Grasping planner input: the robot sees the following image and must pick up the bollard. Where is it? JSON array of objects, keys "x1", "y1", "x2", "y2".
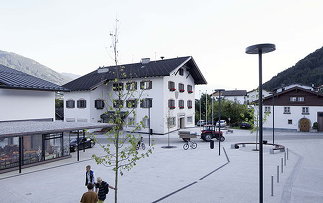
[
  {"x1": 271, "y1": 176, "x2": 274, "y2": 196},
  {"x1": 287, "y1": 148, "x2": 289, "y2": 160},
  {"x1": 277, "y1": 165, "x2": 279, "y2": 183},
  {"x1": 210, "y1": 140, "x2": 214, "y2": 149},
  {"x1": 281, "y1": 158, "x2": 284, "y2": 173},
  {"x1": 284, "y1": 152, "x2": 287, "y2": 166}
]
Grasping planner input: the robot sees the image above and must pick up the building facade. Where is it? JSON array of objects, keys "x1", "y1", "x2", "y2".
[{"x1": 63, "y1": 56, "x2": 207, "y2": 134}]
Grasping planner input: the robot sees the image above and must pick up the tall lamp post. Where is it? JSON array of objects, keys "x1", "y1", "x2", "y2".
[
  {"x1": 199, "y1": 90, "x2": 202, "y2": 128},
  {"x1": 214, "y1": 89, "x2": 225, "y2": 156},
  {"x1": 246, "y1": 43, "x2": 275, "y2": 203},
  {"x1": 272, "y1": 91, "x2": 275, "y2": 145}
]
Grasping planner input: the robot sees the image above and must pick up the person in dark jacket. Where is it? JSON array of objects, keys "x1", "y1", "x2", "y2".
[
  {"x1": 95, "y1": 177, "x2": 116, "y2": 203},
  {"x1": 85, "y1": 165, "x2": 95, "y2": 186}
]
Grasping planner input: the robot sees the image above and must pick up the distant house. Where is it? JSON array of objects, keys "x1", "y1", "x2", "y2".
[
  {"x1": 246, "y1": 89, "x2": 271, "y2": 104},
  {"x1": 63, "y1": 56, "x2": 207, "y2": 134},
  {"x1": 211, "y1": 90, "x2": 247, "y2": 104},
  {"x1": 0, "y1": 65, "x2": 111, "y2": 173},
  {"x1": 275, "y1": 84, "x2": 313, "y2": 93},
  {"x1": 262, "y1": 86, "x2": 323, "y2": 132}
]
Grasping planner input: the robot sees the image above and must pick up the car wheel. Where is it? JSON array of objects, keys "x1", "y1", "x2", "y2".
[{"x1": 204, "y1": 134, "x2": 212, "y2": 142}]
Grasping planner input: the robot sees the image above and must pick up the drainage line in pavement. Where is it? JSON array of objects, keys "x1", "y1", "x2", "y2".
[
  {"x1": 199, "y1": 162, "x2": 229, "y2": 180},
  {"x1": 152, "y1": 181, "x2": 198, "y2": 203},
  {"x1": 223, "y1": 147, "x2": 230, "y2": 162}
]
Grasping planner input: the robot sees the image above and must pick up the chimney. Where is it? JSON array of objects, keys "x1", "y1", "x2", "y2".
[{"x1": 140, "y1": 58, "x2": 150, "y2": 64}]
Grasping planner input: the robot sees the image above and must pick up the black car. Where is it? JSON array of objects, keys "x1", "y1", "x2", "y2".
[
  {"x1": 70, "y1": 137, "x2": 95, "y2": 152},
  {"x1": 240, "y1": 122, "x2": 252, "y2": 129}
]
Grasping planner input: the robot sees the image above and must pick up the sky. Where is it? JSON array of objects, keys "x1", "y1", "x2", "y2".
[{"x1": 1, "y1": 0, "x2": 323, "y2": 94}]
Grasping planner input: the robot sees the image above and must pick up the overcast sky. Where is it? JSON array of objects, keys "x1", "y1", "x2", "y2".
[{"x1": 1, "y1": 0, "x2": 323, "y2": 94}]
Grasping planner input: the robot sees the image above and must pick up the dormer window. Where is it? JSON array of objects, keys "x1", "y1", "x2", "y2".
[
  {"x1": 179, "y1": 83, "x2": 185, "y2": 92},
  {"x1": 168, "y1": 81, "x2": 176, "y2": 91},
  {"x1": 179, "y1": 68, "x2": 184, "y2": 76}
]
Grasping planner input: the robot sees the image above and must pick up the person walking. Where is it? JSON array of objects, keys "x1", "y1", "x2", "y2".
[
  {"x1": 95, "y1": 177, "x2": 116, "y2": 203},
  {"x1": 85, "y1": 165, "x2": 95, "y2": 187},
  {"x1": 80, "y1": 183, "x2": 98, "y2": 203}
]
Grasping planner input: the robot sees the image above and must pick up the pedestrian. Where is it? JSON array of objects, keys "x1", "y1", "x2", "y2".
[
  {"x1": 80, "y1": 183, "x2": 98, "y2": 203},
  {"x1": 85, "y1": 165, "x2": 95, "y2": 187},
  {"x1": 95, "y1": 177, "x2": 116, "y2": 203}
]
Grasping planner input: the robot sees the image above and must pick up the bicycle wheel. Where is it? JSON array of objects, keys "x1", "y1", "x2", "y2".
[
  {"x1": 136, "y1": 144, "x2": 140, "y2": 150},
  {"x1": 183, "y1": 143, "x2": 189, "y2": 150},
  {"x1": 191, "y1": 142, "x2": 197, "y2": 149},
  {"x1": 141, "y1": 143, "x2": 146, "y2": 150}
]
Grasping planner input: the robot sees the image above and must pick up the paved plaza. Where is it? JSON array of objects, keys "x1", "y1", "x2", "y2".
[{"x1": 1, "y1": 128, "x2": 323, "y2": 203}]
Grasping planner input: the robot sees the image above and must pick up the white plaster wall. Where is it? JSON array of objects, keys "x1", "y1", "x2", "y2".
[
  {"x1": 263, "y1": 105, "x2": 323, "y2": 130},
  {"x1": 247, "y1": 90, "x2": 271, "y2": 103},
  {"x1": 64, "y1": 91, "x2": 91, "y2": 122},
  {"x1": 225, "y1": 96, "x2": 246, "y2": 104},
  {"x1": 0, "y1": 89, "x2": 55, "y2": 121},
  {"x1": 89, "y1": 85, "x2": 110, "y2": 123}
]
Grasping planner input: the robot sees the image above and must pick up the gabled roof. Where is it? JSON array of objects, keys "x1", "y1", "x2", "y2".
[
  {"x1": 222, "y1": 90, "x2": 247, "y2": 96},
  {"x1": 63, "y1": 56, "x2": 207, "y2": 91},
  {"x1": 0, "y1": 64, "x2": 67, "y2": 91},
  {"x1": 263, "y1": 86, "x2": 323, "y2": 101}
]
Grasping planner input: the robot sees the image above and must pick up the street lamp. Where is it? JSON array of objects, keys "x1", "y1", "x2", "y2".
[
  {"x1": 246, "y1": 43, "x2": 275, "y2": 203},
  {"x1": 214, "y1": 89, "x2": 225, "y2": 156},
  {"x1": 199, "y1": 90, "x2": 202, "y2": 128},
  {"x1": 271, "y1": 90, "x2": 276, "y2": 145}
]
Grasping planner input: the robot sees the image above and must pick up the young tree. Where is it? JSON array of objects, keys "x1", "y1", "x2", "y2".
[{"x1": 92, "y1": 20, "x2": 153, "y2": 203}]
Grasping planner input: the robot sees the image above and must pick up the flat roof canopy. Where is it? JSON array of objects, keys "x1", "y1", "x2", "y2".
[{"x1": 0, "y1": 121, "x2": 114, "y2": 137}]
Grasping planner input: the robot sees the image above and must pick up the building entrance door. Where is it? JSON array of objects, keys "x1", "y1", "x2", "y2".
[
  {"x1": 179, "y1": 117, "x2": 185, "y2": 129},
  {"x1": 317, "y1": 112, "x2": 323, "y2": 132},
  {"x1": 299, "y1": 118, "x2": 310, "y2": 132}
]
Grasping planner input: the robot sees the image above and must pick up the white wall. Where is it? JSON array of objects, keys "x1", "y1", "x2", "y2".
[
  {"x1": 225, "y1": 96, "x2": 246, "y2": 104},
  {"x1": 64, "y1": 91, "x2": 91, "y2": 122},
  {"x1": 263, "y1": 105, "x2": 323, "y2": 130},
  {"x1": 0, "y1": 89, "x2": 55, "y2": 121},
  {"x1": 247, "y1": 90, "x2": 271, "y2": 104}
]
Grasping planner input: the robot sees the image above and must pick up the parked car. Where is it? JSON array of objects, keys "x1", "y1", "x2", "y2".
[
  {"x1": 201, "y1": 125, "x2": 225, "y2": 142},
  {"x1": 70, "y1": 137, "x2": 95, "y2": 152},
  {"x1": 216, "y1": 120, "x2": 227, "y2": 127},
  {"x1": 196, "y1": 120, "x2": 206, "y2": 126},
  {"x1": 240, "y1": 122, "x2": 252, "y2": 129}
]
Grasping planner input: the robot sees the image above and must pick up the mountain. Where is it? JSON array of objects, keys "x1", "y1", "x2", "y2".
[
  {"x1": 0, "y1": 50, "x2": 72, "y2": 85},
  {"x1": 263, "y1": 46, "x2": 323, "y2": 91},
  {"x1": 61, "y1": 72, "x2": 80, "y2": 81}
]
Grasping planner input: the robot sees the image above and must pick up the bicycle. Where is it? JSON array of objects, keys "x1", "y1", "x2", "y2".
[
  {"x1": 183, "y1": 140, "x2": 197, "y2": 150},
  {"x1": 136, "y1": 137, "x2": 146, "y2": 150}
]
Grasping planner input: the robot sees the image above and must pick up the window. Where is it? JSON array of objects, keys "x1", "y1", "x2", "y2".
[
  {"x1": 127, "y1": 117, "x2": 136, "y2": 126},
  {"x1": 66, "y1": 100, "x2": 75, "y2": 108},
  {"x1": 168, "y1": 99, "x2": 175, "y2": 109},
  {"x1": 113, "y1": 83, "x2": 123, "y2": 91},
  {"x1": 288, "y1": 119, "x2": 292, "y2": 124},
  {"x1": 140, "y1": 81, "x2": 152, "y2": 90},
  {"x1": 179, "y1": 68, "x2": 184, "y2": 76},
  {"x1": 178, "y1": 83, "x2": 185, "y2": 92},
  {"x1": 289, "y1": 97, "x2": 297, "y2": 102},
  {"x1": 95, "y1": 100, "x2": 105, "y2": 109},
  {"x1": 126, "y1": 99, "x2": 138, "y2": 108},
  {"x1": 302, "y1": 107, "x2": 309, "y2": 114},
  {"x1": 77, "y1": 99, "x2": 86, "y2": 108},
  {"x1": 113, "y1": 100, "x2": 124, "y2": 108},
  {"x1": 126, "y1": 82, "x2": 137, "y2": 91},
  {"x1": 142, "y1": 117, "x2": 149, "y2": 128},
  {"x1": 167, "y1": 117, "x2": 176, "y2": 127},
  {"x1": 298, "y1": 97, "x2": 304, "y2": 102},
  {"x1": 284, "y1": 107, "x2": 290, "y2": 114},
  {"x1": 265, "y1": 106, "x2": 271, "y2": 113},
  {"x1": 187, "y1": 116, "x2": 193, "y2": 124},
  {"x1": 179, "y1": 100, "x2": 184, "y2": 109},
  {"x1": 168, "y1": 81, "x2": 176, "y2": 91},
  {"x1": 140, "y1": 98, "x2": 152, "y2": 108},
  {"x1": 187, "y1": 85, "x2": 193, "y2": 93},
  {"x1": 187, "y1": 100, "x2": 193, "y2": 109}
]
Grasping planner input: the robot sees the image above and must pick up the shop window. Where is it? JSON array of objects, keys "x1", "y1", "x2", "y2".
[
  {"x1": 77, "y1": 99, "x2": 87, "y2": 108},
  {"x1": 95, "y1": 100, "x2": 105, "y2": 109},
  {"x1": 66, "y1": 100, "x2": 75, "y2": 108}
]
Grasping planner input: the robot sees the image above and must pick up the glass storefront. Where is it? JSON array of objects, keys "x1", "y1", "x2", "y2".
[{"x1": 0, "y1": 132, "x2": 71, "y2": 171}]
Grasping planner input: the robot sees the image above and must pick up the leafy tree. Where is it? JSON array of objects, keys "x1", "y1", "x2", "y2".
[{"x1": 92, "y1": 20, "x2": 153, "y2": 203}]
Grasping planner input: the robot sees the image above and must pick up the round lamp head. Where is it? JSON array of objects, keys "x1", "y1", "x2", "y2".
[{"x1": 246, "y1": 43, "x2": 276, "y2": 54}]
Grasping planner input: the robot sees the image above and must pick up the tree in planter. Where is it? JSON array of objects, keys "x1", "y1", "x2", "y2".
[{"x1": 92, "y1": 20, "x2": 153, "y2": 203}]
